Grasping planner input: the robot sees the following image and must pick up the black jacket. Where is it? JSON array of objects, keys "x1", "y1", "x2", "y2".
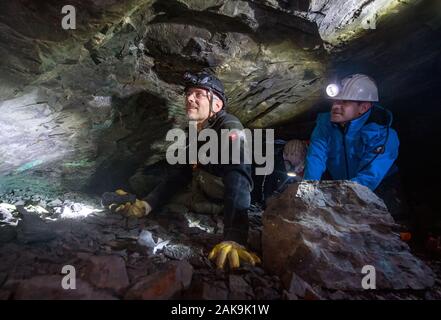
[{"x1": 144, "y1": 110, "x2": 253, "y2": 245}]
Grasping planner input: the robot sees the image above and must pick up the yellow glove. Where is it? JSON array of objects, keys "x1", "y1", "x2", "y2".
[
  {"x1": 112, "y1": 199, "x2": 151, "y2": 218},
  {"x1": 107, "y1": 189, "x2": 152, "y2": 218},
  {"x1": 208, "y1": 241, "x2": 261, "y2": 270}
]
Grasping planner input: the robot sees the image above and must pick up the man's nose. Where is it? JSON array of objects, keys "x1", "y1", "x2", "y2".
[
  {"x1": 332, "y1": 100, "x2": 343, "y2": 109},
  {"x1": 186, "y1": 93, "x2": 195, "y2": 103}
]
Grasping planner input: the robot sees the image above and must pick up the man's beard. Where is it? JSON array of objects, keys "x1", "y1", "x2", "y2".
[
  {"x1": 187, "y1": 112, "x2": 200, "y2": 121},
  {"x1": 187, "y1": 108, "x2": 209, "y2": 122}
]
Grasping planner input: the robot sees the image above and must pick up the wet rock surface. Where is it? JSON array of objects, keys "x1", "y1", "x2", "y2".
[
  {"x1": 0, "y1": 189, "x2": 285, "y2": 300},
  {"x1": 124, "y1": 260, "x2": 193, "y2": 299},
  {"x1": 13, "y1": 275, "x2": 117, "y2": 300},
  {"x1": 84, "y1": 255, "x2": 130, "y2": 293}
]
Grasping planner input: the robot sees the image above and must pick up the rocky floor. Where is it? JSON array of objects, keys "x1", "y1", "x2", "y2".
[{"x1": 1, "y1": 188, "x2": 441, "y2": 300}]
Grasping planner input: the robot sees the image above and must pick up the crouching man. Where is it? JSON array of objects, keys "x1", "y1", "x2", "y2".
[
  {"x1": 102, "y1": 71, "x2": 260, "y2": 270},
  {"x1": 303, "y1": 73, "x2": 400, "y2": 192}
]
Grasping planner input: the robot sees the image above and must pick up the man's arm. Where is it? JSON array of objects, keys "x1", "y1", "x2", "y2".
[
  {"x1": 220, "y1": 127, "x2": 253, "y2": 246},
  {"x1": 144, "y1": 164, "x2": 192, "y2": 210},
  {"x1": 352, "y1": 128, "x2": 399, "y2": 190},
  {"x1": 222, "y1": 163, "x2": 253, "y2": 245},
  {"x1": 303, "y1": 114, "x2": 330, "y2": 180}
]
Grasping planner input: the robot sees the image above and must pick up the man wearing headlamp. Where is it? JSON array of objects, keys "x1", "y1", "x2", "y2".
[
  {"x1": 303, "y1": 73, "x2": 400, "y2": 191},
  {"x1": 102, "y1": 71, "x2": 260, "y2": 270}
]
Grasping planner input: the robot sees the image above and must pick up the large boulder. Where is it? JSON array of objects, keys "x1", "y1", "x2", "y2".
[{"x1": 262, "y1": 180, "x2": 435, "y2": 290}]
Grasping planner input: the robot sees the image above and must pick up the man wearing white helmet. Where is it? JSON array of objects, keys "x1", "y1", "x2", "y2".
[{"x1": 303, "y1": 74, "x2": 400, "y2": 191}]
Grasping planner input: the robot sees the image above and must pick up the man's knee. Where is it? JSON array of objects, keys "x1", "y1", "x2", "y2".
[{"x1": 194, "y1": 170, "x2": 225, "y2": 200}]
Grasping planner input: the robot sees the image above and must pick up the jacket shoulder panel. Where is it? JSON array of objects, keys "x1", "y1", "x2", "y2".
[
  {"x1": 216, "y1": 112, "x2": 244, "y2": 130},
  {"x1": 360, "y1": 122, "x2": 389, "y2": 146}
]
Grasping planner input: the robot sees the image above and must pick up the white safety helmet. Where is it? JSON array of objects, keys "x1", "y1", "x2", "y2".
[{"x1": 325, "y1": 74, "x2": 379, "y2": 102}]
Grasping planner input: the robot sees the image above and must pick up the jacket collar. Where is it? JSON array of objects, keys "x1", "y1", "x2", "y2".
[{"x1": 201, "y1": 109, "x2": 226, "y2": 130}]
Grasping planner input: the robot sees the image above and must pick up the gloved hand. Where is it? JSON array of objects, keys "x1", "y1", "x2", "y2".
[
  {"x1": 208, "y1": 241, "x2": 261, "y2": 270},
  {"x1": 101, "y1": 189, "x2": 152, "y2": 218}
]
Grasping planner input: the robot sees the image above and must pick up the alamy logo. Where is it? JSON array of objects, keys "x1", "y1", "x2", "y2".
[
  {"x1": 165, "y1": 122, "x2": 274, "y2": 176},
  {"x1": 61, "y1": 5, "x2": 76, "y2": 30},
  {"x1": 361, "y1": 265, "x2": 376, "y2": 289},
  {"x1": 61, "y1": 265, "x2": 76, "y2": 290}
]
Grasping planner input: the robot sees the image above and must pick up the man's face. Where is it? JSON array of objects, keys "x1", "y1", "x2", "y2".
[
  {"x1": 330, "y1": 100, "x2": 371, "y2": 124},
  {"x1": 185, "y1": 87, "x2": 222, "y2": 122}
]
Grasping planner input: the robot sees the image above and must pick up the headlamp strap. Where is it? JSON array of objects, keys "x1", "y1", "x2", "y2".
[{"x1": 208, "y1": 88, "x2": 215, "y2": 115}]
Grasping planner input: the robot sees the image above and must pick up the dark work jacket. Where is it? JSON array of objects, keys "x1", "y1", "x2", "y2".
[{"x1": 144, "y1": 110, "x2": 253, "y2": 245}]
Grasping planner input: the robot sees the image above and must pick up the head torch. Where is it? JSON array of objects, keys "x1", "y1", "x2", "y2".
[{"x1": 326, "y1": 83, "x2": 340, "y2": 98}]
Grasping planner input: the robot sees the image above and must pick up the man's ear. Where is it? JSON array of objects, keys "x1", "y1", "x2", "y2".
[
  {"x1": 213, "y1": 98, "x2": 223, "y2": 113},
  {"x1": 359, "y1": 102, "x2": 373, "y2": 114}
]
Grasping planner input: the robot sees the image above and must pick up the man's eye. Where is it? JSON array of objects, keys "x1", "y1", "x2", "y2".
[{"x1": 185, "y1": 91, "x2": 207, "y2": 99}]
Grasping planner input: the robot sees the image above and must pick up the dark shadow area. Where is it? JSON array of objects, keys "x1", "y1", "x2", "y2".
[
  {"x1": 392, "y1": 91, "x2": 441, "y2": 241},
  {"x1": 85, "y1": 91, "x2": 173, "y2": 195},
  {"x1": 277, "y1": 0, "x2": 311, "y2": 12}
]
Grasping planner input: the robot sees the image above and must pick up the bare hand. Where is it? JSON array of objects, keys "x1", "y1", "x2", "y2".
[{"x1": 283, "y1": 139, "x2": 307, "y2": 173}]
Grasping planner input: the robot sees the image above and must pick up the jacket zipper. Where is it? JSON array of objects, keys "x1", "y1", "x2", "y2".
[{"x1": 342, "y1": 126, "x2": 350, "y2": 179}]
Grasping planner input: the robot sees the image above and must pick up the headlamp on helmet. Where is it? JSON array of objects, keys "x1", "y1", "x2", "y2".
[
  {"x1": 183, "y1": 71, "x2": 227, "y2": 107},
  {"x1": 183, "y1": 72, "x2": 199, "y2": 86},
  {"x1": 326, "y1": 83, "x2": 340, "y2": 98}
]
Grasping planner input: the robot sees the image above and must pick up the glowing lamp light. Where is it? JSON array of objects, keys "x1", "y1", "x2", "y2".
[
  {"x1": 287, "y1": 171, "x2": 297, "y2": 177},
  {"x1": 326, "y1": 83, "x2": 340, "y2": 97}
]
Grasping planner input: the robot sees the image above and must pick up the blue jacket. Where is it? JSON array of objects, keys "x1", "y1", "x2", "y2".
[{"x1": 303, "y1": 105, "x2": 399, "y2": 190}]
